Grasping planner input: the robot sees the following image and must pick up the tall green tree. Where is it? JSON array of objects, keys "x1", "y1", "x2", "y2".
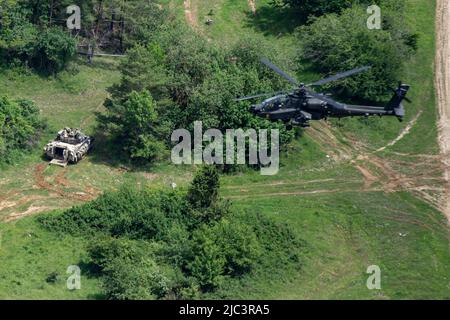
[
  {"x1": 100, "y1": 90, "x2": 170, "y2": 163},
  {"x1": 296, "y1": 5, "x2": 417, "y2": 101}
]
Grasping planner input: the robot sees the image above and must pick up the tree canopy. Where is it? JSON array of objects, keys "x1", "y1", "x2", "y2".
[{"x1": 296, "y1": 5, "x2": 417, "y2": 101}]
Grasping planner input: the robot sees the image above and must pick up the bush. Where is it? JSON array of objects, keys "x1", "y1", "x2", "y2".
[
  {"x1": 0, "y1": 4, "x2": 75, "y2": 74},
  {"x1": 187, "y1": 228, "x2": 227, "y2": 289},
  {"x1": 88, "y1": 239, "x2": 170, "y2": 300},
  {"x1": 29, "y1": 27, "x2": 76, "y2": 74},
  {"x1": 187, "y1": 166, "x2": 220, "y2": 210},
  {"x1": 40, "y1": 169, "x2": 305, "y2": 298},
  {"x1": 99, "y1": 90, "x2": 171, "y2": 163},
  {"x1": 0, "y1": 96, "x2": 46, "y2": 164},
  {"x1": 39, "y1": 187, "x2": 185, "y2": 241}
]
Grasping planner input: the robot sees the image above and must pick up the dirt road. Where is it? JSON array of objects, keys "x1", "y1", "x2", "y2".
[{"x1": 435, "y1": 0, "x2": 450, "y2": 224}]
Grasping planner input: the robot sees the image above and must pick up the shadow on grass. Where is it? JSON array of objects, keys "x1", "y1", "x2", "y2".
[{"x1": 244, "y1": 6, "x2": 308, "y2": 37}]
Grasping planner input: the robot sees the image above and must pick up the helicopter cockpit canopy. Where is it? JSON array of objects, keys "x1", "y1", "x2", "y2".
[{"x1": 261, "y1": 94, "x2": 288, "y2": 111}]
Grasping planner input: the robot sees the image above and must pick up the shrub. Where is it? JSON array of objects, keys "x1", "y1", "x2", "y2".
[
  {"x1": 88, "y1": 239, "x2": 170, "y2": 300},
  {"x1": 40, "y1": 170, "x2": 305, "y2": 298},
  {"x1": 0, "y1": 96, "x2": 46, "y2": 164},
  {"x1": 0, "y1": 5, "x2": 75, "y2": 74},
  {"x1": 39, "y1": 187, "x2": 185, "y2": 241},
  {"x1": 29, "y1": 27, "x2": 76, "y2": 74}
]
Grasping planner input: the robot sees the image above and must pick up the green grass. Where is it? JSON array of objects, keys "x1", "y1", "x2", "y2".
[
  {"x1": 0, "y1": 57, "x2": 121, "y2": 132},
  {"x1": 0, "y1": 0, "x2": 448, "y2": 300},
  {"x1": 0, "y1": 218, "x2": 102, "y2": 299},
  {"x1": 210, "y1": 191, "x2": 450, "y2": 299}
]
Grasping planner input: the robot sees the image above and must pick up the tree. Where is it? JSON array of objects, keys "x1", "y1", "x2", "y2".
[
  {"x1": 187, "y1": 166, "x2": 220, "y2": 210},
  {"x1": 29, "y1": 27, "x2": 76, "y2": 73},
  {"x1": 187, "y1": 227, "x2": 226, "y2": 290},
  {"x1": 296, "y1": 5, "x2": 417, "y2": 101},
  {"x1": 270, "y1": 0, "x2": 402, "y2": 17},
  {"x1": 0, "y1": 2, "x2": 76, "y2": 73},
  {"x1": 100, "y1": 90, "x2": 170, "y2": 163},
  {"x1": 100, "y1": 26, "x2": 295, "y2": 167},
  {"x1": 271, "y1": 0, "x2": 354, "y2": 16}
]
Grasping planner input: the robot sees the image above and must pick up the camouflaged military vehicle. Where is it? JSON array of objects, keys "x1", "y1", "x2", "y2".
[{"x1": 44, "y1": 128, "x2": 93, "y2": 167}]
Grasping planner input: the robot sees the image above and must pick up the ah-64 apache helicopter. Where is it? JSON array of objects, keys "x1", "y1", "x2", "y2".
[{"x1": 236, "y1": 58, "x2": 411, "y2": 129}]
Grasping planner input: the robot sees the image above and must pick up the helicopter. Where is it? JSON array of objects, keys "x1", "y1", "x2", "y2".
[{"x1": 236, "y1": 58, "x2": 411, "y2": 129}]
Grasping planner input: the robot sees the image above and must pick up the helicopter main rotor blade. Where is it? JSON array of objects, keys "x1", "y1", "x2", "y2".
[
  {"x1": 234, "y1": 90, "x2": 289, "y2": 101},
  {"x1": 308, "y1": 66, "x2": 371, "y2": 87},
  {"x1": 260, "y1": 58, "x2": 300, "y2": 86}
]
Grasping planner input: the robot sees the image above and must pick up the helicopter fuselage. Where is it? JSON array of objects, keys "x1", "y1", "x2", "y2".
[
  {"x1": 239, "y1": 58, "x2": 409, "y2": 128},
  {"x1": 250, "y1": 91, "x2": 404, "y2": 128}
]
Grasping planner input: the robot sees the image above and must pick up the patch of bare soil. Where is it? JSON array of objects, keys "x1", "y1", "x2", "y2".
[
  {"x1": 55, "y1": 170, "x2": 71, "y2": 187},
  {"x1": 4, "y1": 206, "x2": 55, "y2": 222},
  {"x1": 435, "y1": 0, "x2": 450, "y2": 224},
  {"x1": 34, "y1": 164, "x2": 97, "y2": 201},
  {"x1": 354, "y1": 164, "x2": 377, "y2": 189},
  {"x1": 184, "y1": 0, "x2": 198, "y2": 29},
  {"x1": 305, "y1": 120, "x2": 445, "y2": 212},
  {"x1": 0, "y1": 164, "x2": 102, "y2": 221},
  {"x1": 227, "y1": 187, "x2": 384, "y2": 200},
  {"x1": 308, "y1": 122, "x2": 354, "y2": 161},
  {"x1": 248, "y1": 0, "x2": 256, "y2": 15}
]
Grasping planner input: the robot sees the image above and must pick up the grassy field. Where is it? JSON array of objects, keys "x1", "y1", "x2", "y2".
[{"x1": 0, "y1": 0, "x2": 448, "y2": 299}]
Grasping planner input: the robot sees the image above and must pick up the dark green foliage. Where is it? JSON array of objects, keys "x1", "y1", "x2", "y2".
[
  {"x1": 100, "y1": 25, "x2": 294, "y2": 165},
  {"x1": 0, "y1": 1, "x2": 76, "y2": 73},
  {"x1": 271, "y1": 0, "x2": 403, "y2": 17},
  {"x1": 28, "y1": 27, "x2": 76, "y2": 74},
  {"x1": 45, "y1": 271, "x2": 60, "y2": 284},
  {"x1": 271, "y1": 0, "x2": 354, "y2": 16},
  {"x1": 187, "y1": 166, "x2": 220, "y2": 210},
  {"x1": 100, "y1": 90, "x2": 171, "y2": 163},
  {"x1": 40, "y1": 168, "x2": 304, "y2": 299},
  {"x1": 297, "y1": 5, "x2": 417, "y2": 101},
  {"x1": 0, "y1": 96, "x2": 47, "y2": 164},
  {"x1": 39, "y1": 187, "x2": 184, "y2": 241},
  {"x1": 0, "y1": 0, "x2": 167, "y2": 74},
  {"x1": 188, "y1": 218, "x2": 262, "y2": 289},
  {"x1": 88, "y1": 239, "x2": 170, "y2": 300},
  {"x1": 242, "y1": 213, "x2": 304, "y2": 267}
]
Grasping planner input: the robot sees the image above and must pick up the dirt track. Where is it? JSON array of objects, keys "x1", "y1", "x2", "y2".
[
  {"x1": 184, "y1": 0, "x2": 198, "y2": 29},
  {"x1": 435, "y1": 0, "x2": 450, "y2": 223}
]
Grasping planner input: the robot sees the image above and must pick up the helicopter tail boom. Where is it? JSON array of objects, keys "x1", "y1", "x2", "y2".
[{"x1": 385, "y1": 84, "x2": 410, "y2": 121}]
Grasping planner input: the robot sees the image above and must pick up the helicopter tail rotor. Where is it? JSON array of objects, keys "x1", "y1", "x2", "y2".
[{"x1": 386, "y1": 83, "x2": 411, "y2": 121}]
